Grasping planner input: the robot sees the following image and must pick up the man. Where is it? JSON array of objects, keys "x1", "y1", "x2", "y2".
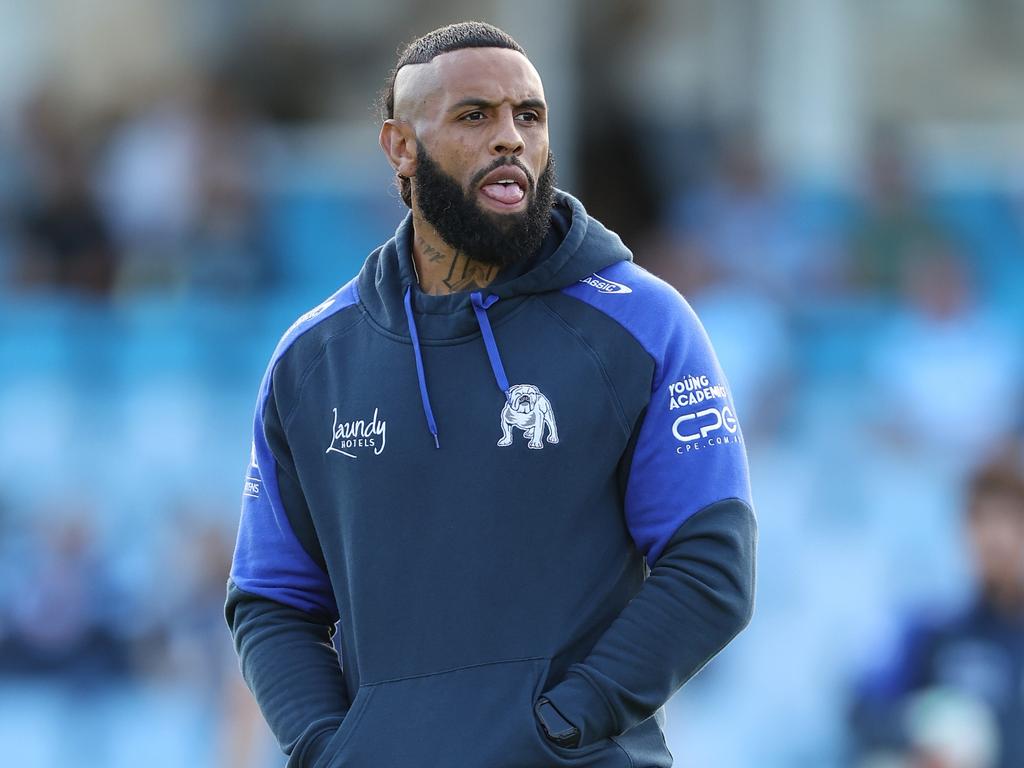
[
  {"x1": 851, "y1": 455, "x2": 1024, "y2": 768},
  {"x1": 225, "y1": 21, "x2": 756, "y2": 768}
]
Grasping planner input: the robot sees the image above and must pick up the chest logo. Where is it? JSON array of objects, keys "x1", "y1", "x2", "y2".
[
  {"x1": 327, "y1": 407, "x2": 387, "y2": 459},
  {"x1": 498, "y1": 384, "x2": 559, "y2": 450}
]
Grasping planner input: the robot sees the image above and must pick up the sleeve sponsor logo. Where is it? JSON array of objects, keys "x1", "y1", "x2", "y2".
[
  {"x1": 667, "y1": 374, "x2": 743, "y2": 453},
  {"x1": 243, "y1": 475, "x2": 261, "y2": 498},
  {"x1": 579, "y1": 273, "x2": 633, "y2": 295},
  {"x1": 668, "y1": 375, "x2": 729, "y2": 409}
]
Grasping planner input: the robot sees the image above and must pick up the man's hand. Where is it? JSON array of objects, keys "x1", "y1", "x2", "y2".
[{"x1": 534, "y1": 696, "x2": 581, "y2": 748}]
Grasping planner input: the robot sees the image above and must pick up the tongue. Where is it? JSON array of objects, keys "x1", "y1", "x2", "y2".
[{"x1": 481, "y1": 183, "x2": 524, "y2": 205}]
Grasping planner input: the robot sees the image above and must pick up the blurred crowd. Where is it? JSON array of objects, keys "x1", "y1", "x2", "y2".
[
  {"x1": 1, "y1": 9, "x2": 1024, "y2": 768},
  {"x1": 2, "y1": 73, "x2": 271, "y2": 300}
]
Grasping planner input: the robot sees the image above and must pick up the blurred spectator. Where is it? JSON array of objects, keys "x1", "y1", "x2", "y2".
[
  {"x1": 186, "y1": 75, "x2": 273, "y2": 297},
  {"x1": 153, "y1": 514, "x2": 236, "y2": 690},
  {"x1": 847, "y1": 135, "x2": 952, "y2": 303},
  {"x1": 2, "y1": 514, "x2": 130, "y2": 680},
  {"x1": 902, "y1": 687, "x2": 1000, "y2": 768},
  {"x1": 96, "y1": 74, "x2": 271, "y2": 297},
  {"x1": 662, "y1": 127, "x2": 818, "y2": 306},
  {"x1": 11, "y1": 88, "x2": 118, "y2": 297},
  {"x1": 850, "y1": 454, "x2": 1024, "y2": 768},
  {"x1": 866, "y1": 247, "x2": 1022, "y2": 457}
]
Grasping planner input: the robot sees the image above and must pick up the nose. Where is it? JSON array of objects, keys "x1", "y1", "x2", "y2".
[{"x1": 490, "y1": 106, "x2": 524, "y2": 157}]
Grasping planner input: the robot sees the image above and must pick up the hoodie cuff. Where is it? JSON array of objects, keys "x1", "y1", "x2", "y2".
[
  {"x1": 541, "y1": 668, "x2": 617, "y2": 748},
  {"x1": 293, "y1": 725, "x2": 337, "y2": 768}
]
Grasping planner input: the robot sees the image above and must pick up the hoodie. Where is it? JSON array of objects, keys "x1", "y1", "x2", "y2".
[{"x1": 225, "y1": 189, "x2": 757, "y2": 768}]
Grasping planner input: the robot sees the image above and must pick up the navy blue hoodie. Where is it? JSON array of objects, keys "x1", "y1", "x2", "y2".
[{"x1": 225, "y1": 189, "x2": 756, "y2": 768}]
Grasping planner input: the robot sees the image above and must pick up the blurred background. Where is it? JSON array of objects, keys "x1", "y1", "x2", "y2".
[{"x1": 0, "y1": 1, "x2": 1022, "y2": 767}]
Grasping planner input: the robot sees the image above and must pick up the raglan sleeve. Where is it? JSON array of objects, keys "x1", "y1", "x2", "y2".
[
  {"x1": 540, "y1": 284, "x2": 757, "y2": 748},
  {"x1": 224, "y1": 360, "x2": 351, "y2": 768}
]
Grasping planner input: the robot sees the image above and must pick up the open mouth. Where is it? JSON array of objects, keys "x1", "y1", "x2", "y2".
[
  {"x1": 478, "y1": 165, "x2": 530, "y2": 208},
  {"x1": 481, "y1": 179, "x2": 525, "y2": 205}
]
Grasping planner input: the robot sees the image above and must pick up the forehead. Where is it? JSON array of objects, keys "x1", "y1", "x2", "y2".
[{"x1": 398, "y1": 47, "x2": 545, "y2": 116}]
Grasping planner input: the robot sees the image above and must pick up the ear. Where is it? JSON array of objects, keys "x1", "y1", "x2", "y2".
[{"x1": 380, "y1": 119, "x2": 418, "y2": 179}]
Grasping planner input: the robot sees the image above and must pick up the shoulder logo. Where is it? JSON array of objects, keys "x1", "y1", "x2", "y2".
[
  {"x1": 243, "y1": 475, "x2": 261, "y2": 498},
  {"x1": 243, "y1": 441, "x2": 261, "y2": 498},
  {"x1": 327, "y1": 407, "x2": 387, "y2": 459},
  {"x1": 667, "y1": 375, "x2": 742, "y2": 454},
  {"x1": 498, "y1": 384, "x2": 559, "y2": 450},
  {"x1": 286, "y1": 298, "x2": 336, "y2": 336},
  {"x1": 579, "y1": 273, "x2": 632, "y2": 295}
]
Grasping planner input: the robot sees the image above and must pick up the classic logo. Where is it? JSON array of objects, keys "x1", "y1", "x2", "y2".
[
  {"x1": 579, "y1": 273, "x2": 633, "y2": 295},
  {"x1": 285, "y1": 298, "x2": 335, "y2": 337},
  {"x1": 326, "y1": 407, "x2": 387, "y2": 459},
  {"x1": 498, "y1": 384, "x2": 559, "y2": 450}
]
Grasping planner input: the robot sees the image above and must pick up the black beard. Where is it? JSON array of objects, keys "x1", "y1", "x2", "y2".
[{"x1": 412, "y1": 146, "x2": 556, "y2": 269}]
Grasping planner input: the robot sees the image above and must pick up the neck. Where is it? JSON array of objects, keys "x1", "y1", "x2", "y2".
[{"x1": 410, "y1": 214, "x2": 499, "y2": 295}]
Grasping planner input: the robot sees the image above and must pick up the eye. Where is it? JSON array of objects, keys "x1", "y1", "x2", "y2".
[
  {"x1": 461, "y1": 111, "x2": 486, "y2": 121},
  {"x1": 516, "y1": 111, "x2": 539, "y2": 122}
]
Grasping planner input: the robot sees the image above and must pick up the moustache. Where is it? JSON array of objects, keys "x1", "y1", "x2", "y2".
[{"x1": 470, "y1": 157, "x2": 536, "y2": 191}]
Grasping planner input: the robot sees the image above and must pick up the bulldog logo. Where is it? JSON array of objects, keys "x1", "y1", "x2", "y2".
[{"x1": 498, "y1": 384, "x2": 559, "y2": 450}]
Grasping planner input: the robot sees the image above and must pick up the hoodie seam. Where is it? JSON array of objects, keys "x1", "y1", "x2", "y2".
[
  {"x1": 404, "y1": 298, "x2": 482, "y2": 317},
  {"x1": 609, "y1": 736, "x2": 635, "y2": 768},
  {"x1": 362, "y1": 654, "x2": 548, "y2": 687},
  {"x1": 536, "y1": 295, "x2": 632, "y2": 439},
  {"x1": 279, "y1": 310, "x2": 370, "y2": 431},
  {"x1": 357, "y1": 296, "x2": 534, "y2": 346}
]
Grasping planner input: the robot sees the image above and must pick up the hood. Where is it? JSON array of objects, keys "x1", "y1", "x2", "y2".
[
  {"x1": 355, "y1": 188, "x2": 634, "y2": 450},
  {"x1": 356, "y1": 188, "x2": 633, "y2": 341}
]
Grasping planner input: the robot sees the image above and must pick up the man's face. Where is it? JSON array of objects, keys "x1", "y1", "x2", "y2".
[{"x1": 385, "y1": 47, "x2": 555, "y2": 266}]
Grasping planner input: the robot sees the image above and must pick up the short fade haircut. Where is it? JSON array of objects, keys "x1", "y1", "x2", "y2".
[{"x1": 377, "y1": 21, "x2": 527, "y2": 207}]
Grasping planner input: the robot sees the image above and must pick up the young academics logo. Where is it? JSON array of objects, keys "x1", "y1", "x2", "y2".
[
  {"x1": 497, "y1": 384, "x2": 559, "y2": 450},
  {"x1": 579, "y1": 273, "x2": 633, "y2": 295},
  {"x1": 667, "y1": 374, "x2": 742, "y2": 454},
  {"x1": 327, "y1": 407, "x2": 387, "y2": 459}
]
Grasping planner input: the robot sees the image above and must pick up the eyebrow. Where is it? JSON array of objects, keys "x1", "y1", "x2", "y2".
[{"x1": 449, "y1": 97, "x2": 547, "y2": 113}]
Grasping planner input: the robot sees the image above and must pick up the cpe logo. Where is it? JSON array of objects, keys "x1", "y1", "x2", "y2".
[
  {"x1": 672, "y1": 406, "x2": 739, "y2": 442},
  {"x1": 579, "y1": 273, "x2": 633, "y2": 295}
]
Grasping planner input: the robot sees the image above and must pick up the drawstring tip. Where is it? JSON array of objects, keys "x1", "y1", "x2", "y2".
[{"x1": 432, "y1": 434, "x2": 440, "y2": 449}]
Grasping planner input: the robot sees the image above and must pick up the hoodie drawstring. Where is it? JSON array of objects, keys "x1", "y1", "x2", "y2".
[
  {"x1": 469, "y1": 291, "x2": 510, "y2": 395},
  {"x1": 402, "y1": 287, "x2": 514, "y2": 449},
  {"x1": 403, "y1": 286, "x2": 440, "y2": 448}
]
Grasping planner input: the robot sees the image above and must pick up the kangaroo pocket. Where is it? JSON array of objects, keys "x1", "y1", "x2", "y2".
[{"x1": 315, "y1": 656, "x2": 630, "y2": 768}]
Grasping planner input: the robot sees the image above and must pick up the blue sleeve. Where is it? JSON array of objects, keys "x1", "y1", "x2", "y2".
[
  {"x1": 229, "y1": 367, "x2": 337, "y2": 620},
  {"x1": 548, "y1": 264, "x2": 757, "y2": 747},
  {"x1": 621, "y1": 284, "x2": 753, "y2": 566},
  {"x1": 225, "y1": 352, "x2": 349, "y2": 768}
]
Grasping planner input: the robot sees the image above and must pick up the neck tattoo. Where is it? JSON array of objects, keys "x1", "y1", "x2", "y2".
[{"x1": 414, "y1": 233, "x2": 498, "y2": 295}]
